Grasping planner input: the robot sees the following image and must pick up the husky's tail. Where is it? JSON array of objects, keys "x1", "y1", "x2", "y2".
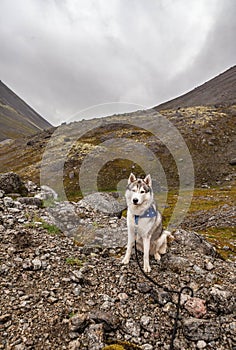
[{"x1": 162, "y1": 230, "x2": 174, "y2": 241}]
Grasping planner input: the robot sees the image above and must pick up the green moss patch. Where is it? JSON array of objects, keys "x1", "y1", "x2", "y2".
[
  {"x1": 65, "y1": 257, "x2": 84, "y2": 267},
  {"x1": 200, "y1": 227, "x2": 236, "y2": 260}
]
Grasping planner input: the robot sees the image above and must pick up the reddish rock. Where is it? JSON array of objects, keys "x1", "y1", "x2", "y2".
[{"x1": 184, "y1": 297, "x2": 207, "y2": 318}]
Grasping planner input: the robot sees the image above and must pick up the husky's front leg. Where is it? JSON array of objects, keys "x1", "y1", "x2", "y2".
[
  {"x1": 122, "y1": 222, "x2": 135, "y2": 265},
  {"x1": 143, "y1": 237, "x2": 151, "y2": 272}
]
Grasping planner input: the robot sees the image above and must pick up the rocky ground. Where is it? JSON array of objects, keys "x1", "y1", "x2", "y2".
[
  {"x1": 0, "y1": 173, "x2": 235, "y2": 350},
  {"x1": 182, "y1": 204, "x2": 235, "y2": 231}
]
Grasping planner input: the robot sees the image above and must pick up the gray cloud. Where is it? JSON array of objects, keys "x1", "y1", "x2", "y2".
[
  {"x1": 169, "y1": 0, "x2": 236, "y2": 96},
  {"x1": 0, "y1": 0, "x2": 235, "y2": 125}
]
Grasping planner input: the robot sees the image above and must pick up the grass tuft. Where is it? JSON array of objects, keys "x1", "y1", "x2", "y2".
[{"x1": 65, "y1": 257, "x2": 84, "y2": 267}]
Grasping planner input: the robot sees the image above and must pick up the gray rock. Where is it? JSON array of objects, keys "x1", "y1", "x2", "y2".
[
  {"x1": 43, "y1": 201, "x2": 81, "y2": 236},
  {"x1": 25, "y1": 180, "x2": 39, "y2": 193},
  {"x1": 204, "y1": 128, "x2": 213, "y2": 134},
  {"x1": 140, "y1": 315, "x2": 153, "y2": 332},
  {"x1": 18, "y1": 197, "x2": 43, "y2": 208},
  {"x1": 229, "y1": 158, "x2": 236, "y2": 165},
  {"x1": 118, "y1": 292, "x2": 129, "y2": 301},
  {"x1": 210, "y1": 286, "x2": 232, "y2": 300},
  {"x1": 0, "y1": 263, "x2": 9, "y2": 274},
  {"x1": 193, "y1": 265, "x2": 205, "y2": 275},
  {"x1": 13, "y1": 231, "x2": 32, "y2": 249},
  {"x1": 205, "y1": 261, "x2": 214, "y2": 271},
  {"x1": 156, "y1": 291, "x2": 172, "y2": 306},
  {"x1": 68, "y1": 339, "x2": 81, "y2": 350},
  {"x1": 73, "y1": 286, "x2": 82, "y2": 296},
  {"x1": 174, "y1": 229, "x2": 220, "y2": 257},
  {"x1": 35, "y1": 185, "x2": 58, "y2": 200},
  {"x1": 196, "y1": 340, "x2": 207, "y2": 349},
  {"x1": 69, "y1": 171, "x2": 75, "y2": 179},
  {"x1": 32, "y1": 258, "x2": 42, "y2": 270},
  {"x1": 89, "y1": 311, "x2": 119, "y2": 331},
  {"x1": 100, "y1": 301, "x2": 113, "y2": 310},
  {"x1": 137, "y1": 283, "x2": 152, "y2": 294},
  {"x1": 79, "y1": 192, "x2": 126, "y2": 215},
  {"x1": 3, "y1": 197, "x2": 14, "y2": 207},
  {"x1": 22, "y1": 259, "x2": 32, "y2": 270},
  {"x1": 125, "y1": 318, "x2": 141, "y2": 337},
  {"x1": 70, "y1": 270, "x2": 83, "y2": 283},
  {"x1": 142, "y1": 345, "x2": 153, "y2": 350},
  {"x1": 85, "y1": 323, "x2": 104, "y2": 350},
  {"x1": 183, "y1": 318, "x2": 220, "y2": 341},
  {"x1": 47, "y1": 296, "x2": 58, "y2": 304},
  {"x1": 166, "y1": 255, "x2": 191, "y2": 273},
  {"x1": 14, "y1": 344, "x2": 25, "y2": 350},
  {"x1": 70, "y1": 313, "x2": 89, "y2": 332},
  {"x1": 0, "y1": 172, "x2": 28, "y2": 195},
  {"x1": 209, "y1": 285, "x2": 235, "y2": 314},
  {"x1": 0, "y1": 314, "x2": 11, "y2": 323}
]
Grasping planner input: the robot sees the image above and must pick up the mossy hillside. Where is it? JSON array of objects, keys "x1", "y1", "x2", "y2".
[
  {"x1": 161, "y1": 185, "x2": 236, "y2": 259},
  {"x1": 0, "y1": 135, "x2": 47, "y2": 185},
  {"x1": 188, "y1": 186, "x2": 236, "y2": 259},
  {"x1": 0, "y1": 103, "x2": 40, "y2": 141},
  {"x1": 50, "y1": 104, "x2": 236, "y2": 199},
  {"x1": 0, "y1": 105, "x2": 235, "y2": 191},
  {"x1": 160, "y1": 105, "x2": 235, "y2": 184},
  {"x1": 200, "y1": 227, "x2": 236, "y2": 260}
]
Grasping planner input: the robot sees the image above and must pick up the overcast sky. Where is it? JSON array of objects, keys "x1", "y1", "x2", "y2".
[{"x1": 0, "y1": 0, "x2": 235, "y2": 125}]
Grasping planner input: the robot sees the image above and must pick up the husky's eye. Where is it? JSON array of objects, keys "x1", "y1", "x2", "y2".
[
  {"x1": 132, "y1": 189, "x2": 136, "y2": 192},
  {"x1": 140, "y1": 190, "x2": 145, "y2": 194}
]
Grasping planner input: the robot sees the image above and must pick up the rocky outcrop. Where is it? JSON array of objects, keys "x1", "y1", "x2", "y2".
[
  {"x1": 0, "y1": 172, "x2": 28, "y2": 196},
  {"x1": 79, "y1": 192, "x2": 126, "y2": 216}
]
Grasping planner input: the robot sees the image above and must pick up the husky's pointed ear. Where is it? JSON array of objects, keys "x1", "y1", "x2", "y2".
[
  {"x1": 128, "y1": 173, "x2": 136, "y2": 184},
  {"x1": 144, "y1": 174, "x2": 152, "y2": 187}
]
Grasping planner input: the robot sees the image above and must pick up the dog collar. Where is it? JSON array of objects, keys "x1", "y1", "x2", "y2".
[{"x1": 134, "y1": 205, "x2": 157, "y2": 225}]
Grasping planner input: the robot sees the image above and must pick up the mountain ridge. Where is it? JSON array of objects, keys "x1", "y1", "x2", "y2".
[
  {"x1": 154, "y1": 65, "x2": 236, "y2": 110},
  {"x1": 0, "y1": 81, "x2": 52, "y2": 142}
]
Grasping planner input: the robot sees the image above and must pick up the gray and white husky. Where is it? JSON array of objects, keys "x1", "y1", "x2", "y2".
[{"x1": 122, "y1": 173, "x2": 171, "y2": 272}]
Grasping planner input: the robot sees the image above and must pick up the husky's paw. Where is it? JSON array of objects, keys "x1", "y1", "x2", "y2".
[
  {"x1": 154, "y1": 252, "x2": 161, "y2": 261},
  {"x1": 143, "y1": 263, "x2": 151, "y2": 273},
  {"x1": 158, "y1": 243, "x2": 167, "y2": 255},
  {"x1": 122, "y1": 256, "x2": 130, "y2": 265}
]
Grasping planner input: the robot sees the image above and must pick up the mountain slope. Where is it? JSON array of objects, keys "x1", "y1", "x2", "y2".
[
  {"x1": 0, "y1": 81, "x2": 52, "y2": 141},
  {"x1": 154, "y1": 65, "x2": 236, "y2": 110}
]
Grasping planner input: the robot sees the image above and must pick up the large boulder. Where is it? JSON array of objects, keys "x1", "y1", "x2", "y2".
[
  {"x1": 0, "y1": 172, "x2": 28, "y2": 196},
  {"x1": 78, "y1": 192, "x2": 126, "y2": 216}
]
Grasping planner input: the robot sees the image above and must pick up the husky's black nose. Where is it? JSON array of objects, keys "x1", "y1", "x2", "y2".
[{"x1": 133, "y1": 198, "x2": 139, "y2": 205}]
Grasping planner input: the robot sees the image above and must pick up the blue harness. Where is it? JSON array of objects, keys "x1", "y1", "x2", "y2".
[{"x1": 134, "y1": 205, "x2": 157, "y2": 225}]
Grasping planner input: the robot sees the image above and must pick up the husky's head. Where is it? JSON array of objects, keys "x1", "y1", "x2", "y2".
[{"x1": 125, "y1": 173, "x2": 153, "y2": 207}]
